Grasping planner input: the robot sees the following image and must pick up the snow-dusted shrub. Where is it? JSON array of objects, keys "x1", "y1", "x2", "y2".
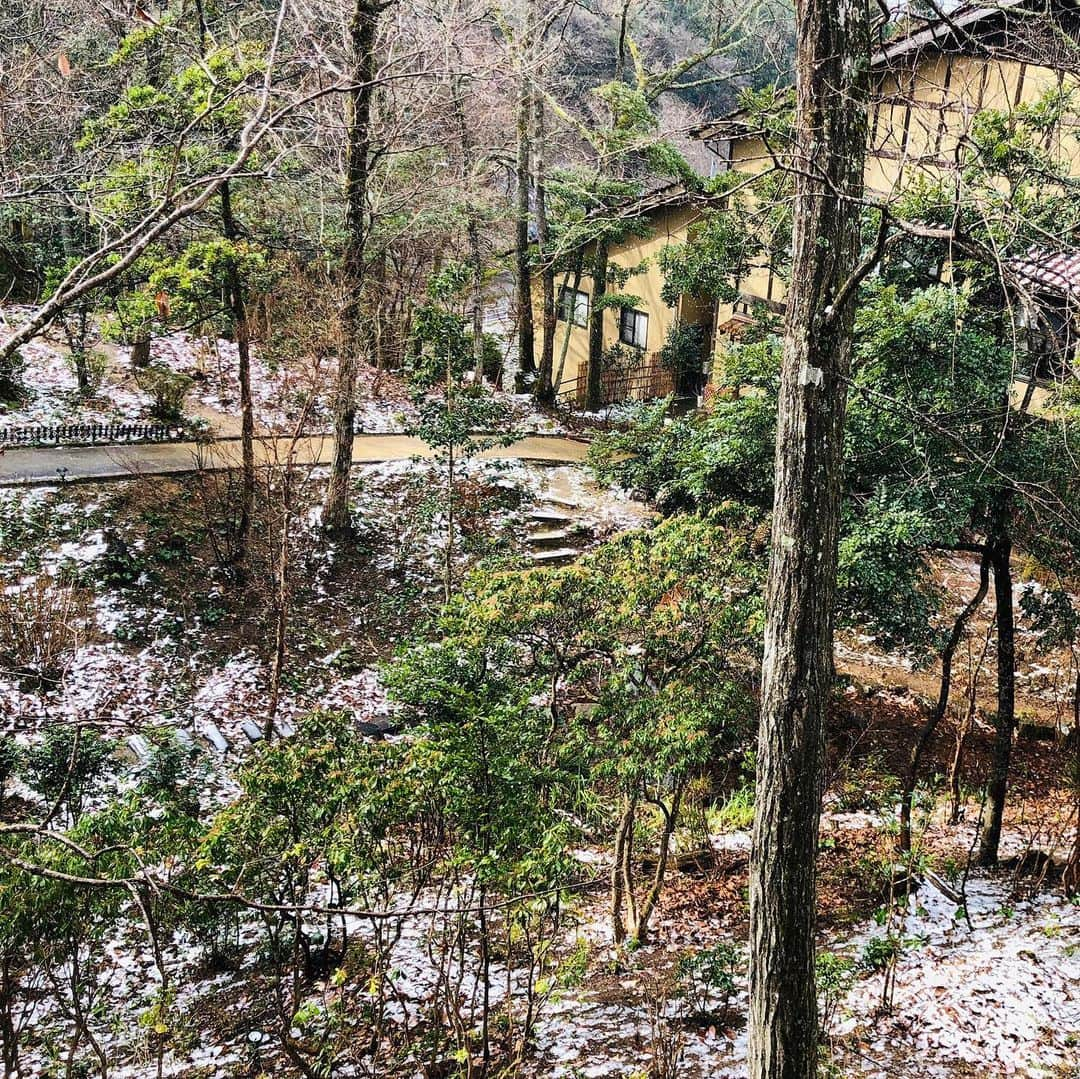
[
  {"x1": 20, "y1": 725, "x2": 114, "y2": 825},
  {"x1": 135, "y1": 363, "x2": 192, "y2": 421},
  {"x1": 68, "y1": 348, "x2": 109, "y2": 398},
  {"x1": 0, "y1": 576, "x2": 93, "y2": 684},
  {"x1": 676, "y1": 941, "x2": 742, "y2": 1019}
]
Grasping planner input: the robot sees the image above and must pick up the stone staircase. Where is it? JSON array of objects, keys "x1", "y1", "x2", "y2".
[{"x1": 525, "y1": 495, "x2": 587, "y2": 566}]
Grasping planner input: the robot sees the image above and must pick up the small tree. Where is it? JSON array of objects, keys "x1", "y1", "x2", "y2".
[{"x1": 431, "y1": 514, "x2": 761, "y2": 949}]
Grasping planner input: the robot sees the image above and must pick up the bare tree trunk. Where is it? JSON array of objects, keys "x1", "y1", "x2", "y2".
[
  {"x1": 585, "y1": 243, "x2": 608, "y2": 411},
  {"x1": 130, "y1": 334, "x2": 151, "y2": 369},
  {"x1": 634, "y1": 784, "x2": 683, "y2": 945},
  {"x1": 450, "y1": 75, "x2": 487, "y2": 385},
  {"x1": 533, "y1": 89, "x2": 556, "y2": 405},
  {"x1": 949, "y1": 619, "x2": 995, "y2": 824},
  {"x1": 899, "y1": 549, "x2": 990, "y2": 851},
  {"x1": 979, "y1": 493, "x2": 1016, "y2": 867},
  {"x1": 1064, "y1": 666, "x2": 1080, "y2": 893},
  {"x1": 748, "y1": 0, "x2": 869, "y2": 1075},
  {"x1": 324, "y1": 0, "x2": 380, "y2": 535},
  {"x1": 266, "y1": 447, "x2": 298, "y2": 734},
  {"x1": 610, "y1": 798, "x2": 634, "y2": 946},
  {"x1": 469, "y1": 219, "x2": 486, "y2": 384},
  {"x1": 514, "y1": 30, "x2": 535, "y2": 384},
  {"x1": 615, "y1": 0, "x2": 632, "y2": 81},
  {"x1": 220, "y1": 180, "x2": 255, "y2": 551}
]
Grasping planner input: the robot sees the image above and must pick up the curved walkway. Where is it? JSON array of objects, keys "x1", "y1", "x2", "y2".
[{"x1": 0, "y1": 433, "x2": 591, "y2": 487}]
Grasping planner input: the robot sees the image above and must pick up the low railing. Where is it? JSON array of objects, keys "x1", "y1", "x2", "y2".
[
  {"x1": 0, "y1": 421, "x2": 186, "y2": 447},
  {"x1": 572, "y1": 355, "x2": 677, "y2": 408}
]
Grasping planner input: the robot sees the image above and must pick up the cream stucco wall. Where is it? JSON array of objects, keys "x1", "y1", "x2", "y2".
[
  {"x1": 538, "y1": 203, "x2": 711, "y2": 400},
  {"x1": 536, "y1": 41, "x2": 1080, "y2": 404}
]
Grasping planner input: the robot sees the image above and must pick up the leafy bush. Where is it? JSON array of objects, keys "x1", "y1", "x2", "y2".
[
  {"x1": 829, "y1": 752, "x2": 900, "y2": 813},
  {"x1": 135, "y1": 363, "x2": 192, "y2": 421},
  {"x1": 20, "y1": 726, "x2": 115, "y2": 824},
  {"x1": 860, "y1": 933, "x2": 904, "y2": 973},
  {"x1": 588, "y1": 342, "x2": 780, "y2": 513},
  {"x1": 410, "y1": 514, "x2": 763, "y2": 947},
  {"x1": 69, "y1": 349, "x2": 109, "y2": 397},
  {"x1": 659, "y1": 319, "x2": 707, "y2": 389},
  {"x1": 469, "y1": 331, "x2": 505, "y2": 384},
  {"x1": 676, "y1": 941, "x2": 742, "y2": 1018},
  {"x1": 0, "y1": 734, "x2": 19, "y2": 804},
  {"x1": 815, "y1": 950, "x2": 856, "y2": 1032},
  {"x1": 710, "y1": 782, "x2": 755, "y2": 832},
  {"x1": 0, "y1": 343, "x2": 27, "y2": 403}
]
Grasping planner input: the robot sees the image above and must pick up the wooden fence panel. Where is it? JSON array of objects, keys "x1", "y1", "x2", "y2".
[{"x1": 571, "y1": 355, "x2": 676, "y2": 408}]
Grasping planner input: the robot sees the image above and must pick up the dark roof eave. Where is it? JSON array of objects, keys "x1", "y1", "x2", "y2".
[
  {"x1": 870, "y1": 0, "x2": 1028, "y2": 65},
  {"x1": 694, "y1": 0, "x2": 1036, "y2": 143}
]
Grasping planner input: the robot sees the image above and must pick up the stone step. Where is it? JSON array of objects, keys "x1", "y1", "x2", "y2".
[
  {"x1": 530, "y1": 547, "x2": 581, "y2": 565},
  {"x1": 540, "y1": 494, "x2": 580, "y2": 510},
  {"x1": 241, "y1": 719, "x2": 265, "y2": 744},
  {"x1": 528, "y1": 507, "x2": 574, "y2": 525},
  {"x1": 127, "y1": 734, "x2": 152, "y2": 762},
  {"x1": 357, "y1": 717, "x2": 400, "y2": 738},
  {"x1": 200, "y1": 722, "x2": 229, "y2": 754},
  {"x1": 527, "y1": 528, "x2": 575, "y2": 546}
]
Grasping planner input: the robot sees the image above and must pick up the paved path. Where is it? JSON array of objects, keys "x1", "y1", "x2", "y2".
[{"x1": 0, "y1": 433, "x2": 591, "y2": 487}]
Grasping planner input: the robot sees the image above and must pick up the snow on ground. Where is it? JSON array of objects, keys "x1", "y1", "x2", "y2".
[
  {"x1": 0, "y1": 309, "x2": 151, "y2": 427},
  {"x1": 541, "y1": 463, "x2": 656, "y2": 537},
  {"x1": 3, "y1": 447, "x2": 1077, "y2": 1078},
  {"x1": 134, "y1": 330, "x2": 333, "y2": 432},
  {"x1": 3, "y1": 302, "x2": 646, "y2": 440},
  {"x1": 523, "y1": 845, "x2": 1080, "y2": 1079},
  {"x1": 835, "y1": 875, "x2": 1080, "y2": 1077}
]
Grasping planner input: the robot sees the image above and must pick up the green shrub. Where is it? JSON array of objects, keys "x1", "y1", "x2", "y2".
[
  {"x1": 69, "y1": 349, "x2": 109, "y2": 397},
  {"x1": 860, "y1": 933, "x2": 903, "y2": 973},
  {"x1": 20, "y1": 726, "x2": 115, "y2": 824},
  {"x1": 676, "y1": 941, "x2": 742, "y2": 1017},
  {"x1": 815, "y1": 950, "x2": 856, "y2": 1032},
  {"x1": 135, "y1": 364, "x2": 192, "y2": 421},
  {"x1": 0, "y1": 733, "x2": 19, "y2": 804},
  {"x1": 710, "y1": 782, "x2": 755, "y2": 832}
]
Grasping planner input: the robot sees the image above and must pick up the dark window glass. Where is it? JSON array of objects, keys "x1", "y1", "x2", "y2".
[
  {"x1": 558, "y1": 287, "x2": 589, "y2": 327},
  {"x1": 619, "y1": 307, "x2": 648, "y2": 349}
]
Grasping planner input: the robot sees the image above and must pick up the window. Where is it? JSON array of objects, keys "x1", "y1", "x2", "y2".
[
  {"x1": 1024, "y1": 299, "x2": 1076, "y2": 384},
  {"x1": 705, "y1": 136, "x2": 732, "y2": 177},
  {"x1": 558, "y1": 287, "x2": 589, "y2": 328},
  {"x1": 619, "y1": 307, "x2": 649, "y2": 350}
]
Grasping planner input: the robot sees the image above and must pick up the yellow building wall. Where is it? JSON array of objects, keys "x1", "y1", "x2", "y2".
[
  {"x1": 714, "y1": 49, "x2": 1080, "y2": 391},
  {"x1": 537, "y1": 203, "x2": 709, "y2": 399},
  {"x1": 538, "y1": 44, "x2": 1080, "y2": 404}
]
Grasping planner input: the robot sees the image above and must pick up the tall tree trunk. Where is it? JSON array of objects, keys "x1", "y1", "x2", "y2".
[
  {"x1": 468, "y1": 218, "x2": 486, "y2": 384},
  {"x1": 552, "y1": 254, "x2": 583, "y2": 397},
  {"x1": 130, "y1": 334, "x2": 151, "y2": 369},
  {"x1": 514, "y1": 46, "x2": 535, "y2": 384},
  {"x1": 747, "y1": 0, "x2": 869, "y2": 1075},
  {"x1": 220, "y1": 180, "x2": 255, "y2": 550},
  {"x1": 533, "y1": 90, "x2": 556, "y2": 405},
  {"x1": 979, "y1": 492, "x2": 1016, "y2": 866},
  {"x1": 1064, "y1": 664, "x2": 1080, "y2": 893},
  {"x1": 451, "y1": 76, "x2": 487, "y2": 385},
  {"x1": 324, "y1": 0, "x2": 380, "y2": 535},
  {"x1": 899, "y1": 549, "x2": 991, "y2": 851},
  {"x1": 585, "y1": 243, "x2": 608, "y2": 411}
]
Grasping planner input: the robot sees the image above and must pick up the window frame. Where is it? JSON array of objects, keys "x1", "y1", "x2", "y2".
[
  {"x1": 618, "y1": 307, "x2": 649, "y2": 350},
  {"x1": 557, "y1": 286, "x2": 590, "y2": 328}
]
